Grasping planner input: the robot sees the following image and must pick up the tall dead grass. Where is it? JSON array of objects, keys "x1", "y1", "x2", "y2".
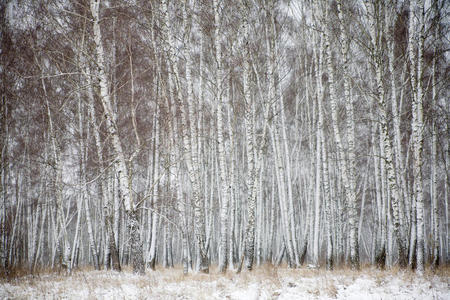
[{"x1": 2, "y1": 262, "x2": 448, "y2": 289}]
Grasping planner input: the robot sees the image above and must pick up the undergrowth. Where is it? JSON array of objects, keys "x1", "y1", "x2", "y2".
[{"x1": 1, "y1": 262, "x2": 448, "y2": 282}]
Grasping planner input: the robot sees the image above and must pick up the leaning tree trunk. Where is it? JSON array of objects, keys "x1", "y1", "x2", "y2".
[
  {"x1": 90, "y1": 0, "x2": 144, "y2": 275},
  {"x1": 86, "y1": 64, "x2": 120, "y2": 271}
]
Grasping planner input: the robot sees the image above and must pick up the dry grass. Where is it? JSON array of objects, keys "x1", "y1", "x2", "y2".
[
  {"x1": 1, "y1": 264, "x2": 448, "y2": 299},
  {"x1": 324, "y1": 279, "x2": 338, "y2": 298},
  {"x1": 5, "y1": 263, "x2": 449, "y2": 281}
]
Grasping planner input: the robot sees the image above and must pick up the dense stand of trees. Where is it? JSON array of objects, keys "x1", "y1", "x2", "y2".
[{"x1": 0, "y1": 0, "x2": 448, "y2": 276}]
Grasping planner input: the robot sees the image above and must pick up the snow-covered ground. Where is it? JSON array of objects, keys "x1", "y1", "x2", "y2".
[{"x1": 0, "y1": 266, "x2": 448, "y2": 299}]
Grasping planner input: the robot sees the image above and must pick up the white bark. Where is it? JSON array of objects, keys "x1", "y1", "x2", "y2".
[
  {"x1": 90, "y1": 0, "x2": 144, "y2": 274},
  {"x1": 267, "y1": 3, "x2": 296, "y2": 267},
  {"x1": 366, "y1": 0, "x2": 408, "y2": 268},
  {"x1": 242, "y1": 10, "x2": 256, "y2": 269},
  {"x1": 387, "y1": 7, "x2": 407, "y2": 233},
  {"x1": 76, "y1": 77, "x2": 99, "y2": 270},
  {"x1": 312, "y1": 29, "x2": 324, "y2": 267},
  {"x1": 323, "y1": 23, "x2": 355, "y2": 269},
  {"x1": 227, "y1": 73, "x2": 237, "y2": 269},
  {"x1": 213, "y1": 0, "x2": 230, "y2": 273},
  {"x1": 147, "y1": 106, "x2": 160, "y2": 271},
  {"x1": 409, "y1": 0, "x2": 425, "y2": 274},
  {"x1": 336, "y1": 0, "x2": 359, "y2": 269},
  {"x1": 42, "y1": 73, "x2": 70, "y2": 272},
  {"x1": 160, "y1": 0, "x2": 208, "y2": 273},
  {"x1": 315, "y1": 30, "x2": 333, "y2": 268},
  {"x1": 430, "y1": 3, "x2": 440, "y2": 267},
  {"x1": 313, "y1": 129, "x2": 321, "y2": 267},
  {"x1": 373, "y1": 122, "x2": 386, "y2": 268}
]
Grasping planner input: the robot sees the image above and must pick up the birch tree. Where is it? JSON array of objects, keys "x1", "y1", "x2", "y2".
[
  {"x1": 365, "y1": 0, "x2": 408, "y2": 268},
  {"x1": 241, "y1": 3, "x2": 257, "y2": 270},
  {"x1": 160, "y1": 0, "x2": 208, "y2": 273},
  {"x1": 322, "y1": 0, "x2": 359, "y2": 269},
  {"x1": 214, "y1": 0, "x2": 231, "y2": 273},
  {"x1": 336, "y1": 0, "x2": 359, "y2": 269},
  {"x1": 267, "y1": 0, "x2": 297, "y2": 267},
  {"x1": 409, "y1": 0, "x2": 425, "y2": 274},
  {"x1": 89, "y1": 0, "x2": 144, "y2": 275},
  {"x1": 430, "y1": 0, "x2": 441, "y2": 268}
]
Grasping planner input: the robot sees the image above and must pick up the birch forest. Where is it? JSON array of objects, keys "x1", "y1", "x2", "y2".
[{"x1": 1, "y1": 0, "x2": 448, "y2": 278}]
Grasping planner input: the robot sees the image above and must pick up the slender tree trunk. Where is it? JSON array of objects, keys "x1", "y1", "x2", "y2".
[
  {"x1": 316, "y1": 36, "x2": 333, "y2": 268},
  {"x1": 430, "y1": 3, "x2": 440, "y2": 267},
  {"x1": 0, "y1": 3, "x2": 8, "y2": 271},
  {"x1": 336, "y1": 0, "x2": 359, "y2": 269},
  {"x1": 42, "y1": 74, "x2": 71, "y2": 272},
  {"x1": 147, "y1": 106, "x2": 160, "y2": 271},
  {"x1": 388, "y1": 17, "x2": 407, "y2": 234},
  {"x1": 90, "y1": 0, "x2": 144, "y2": 275},
  {"x1": 77, "y1": 84, "x2": 100, "y2": 270},
  {"x1": 319, "y1": 0, "x2": 358, "y2": 268},
  {"x1": 242, "y1": 24, "x2": 256, "y2": 270},
  {"x1": 312, "y1": 29, "x2": 324, "y2": 267},
  {"x1": 323, "y1": 22, "x2": 357, "y2": 270},
  {"x1": 410, "y1": 0, "x2": 425, "y2": 274},
  {"x1": 267, "y1": 2, "x2": 296, "y2": 267},
  {"x1": 366, "y1": 1, "x2": 408, "y2": 268},
  {"x1": 227, "y1": 74, "x2": 237, "y2": 269},
  {"x1": 161, "y1": 0, "x2": 208, "y2": 273},
  {"x1": 213, "y1": 0, "x2": 230, "y2": 273}
]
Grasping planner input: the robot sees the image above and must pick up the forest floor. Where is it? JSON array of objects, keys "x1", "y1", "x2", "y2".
[{"x1": 0, "y1": 264, "x2": 448, "y2": 299}]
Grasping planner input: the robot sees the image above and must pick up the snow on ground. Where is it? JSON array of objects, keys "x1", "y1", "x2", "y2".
[{"x1": 0, "y1": 266, "x2": 448, "y2": 299}]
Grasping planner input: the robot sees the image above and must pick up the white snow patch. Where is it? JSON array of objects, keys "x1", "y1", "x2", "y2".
[{"x1": 0, "y1": 267, "x2": 448, "y2": 300}]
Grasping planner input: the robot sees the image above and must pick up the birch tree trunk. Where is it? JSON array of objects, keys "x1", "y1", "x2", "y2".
[
  {"x1": 430, "y1": 1, "x2": 440, "y2": 267},
  {"x1": 323, "y1": 16, "x2": 357, "y2": 270},
  {"x1": 145, "y1": 8, "x2": 165, "y2": 272},
  {"x1": 41, "y1": 74, "x2": 71, "y2": 272},
  {"x1": 213, "y1": 0, "x2": 230, "y2": 273},
  {"x1": 387, "y1": 5, "x2": 407, "y2": 234},
  {"x1": 147, "y1": 104, "x2": 160, "y2": 271},
  {"x1": 239, "y1": 6, "x2": 257, "y2": 269},
  {"x1": 336, "y1": 0, "x2": 359, "y2": 269},
  {"x1": 267, "y1": 1, "x2": 296, "y2": 267},
  {"x1": 77, "y1": 78, "x2": 100, "y2": 270},
  {"x1": 89, "y1": 0, "x2": 144, "y2": 275},
  {"x1": 239, "y1": 4, "x2": 273, "y2": 270},
  {"x1": 227, "y1": 68, "x2": 237, "y2": 269},
  {"x1": 160, "y1": 0, "x2": 208, "y2": 273},
  {"x1": 316, "y1": 32, "x2": 333, "y2": 268},
  {"x1": 409, "y1": 0, "x2": 425, "y2": 274},
  {"x1": 86, "y1": 64, "x2": 120, "y2": 271},
  {"x1": 0, "y1": 1, "x2": 8, "y2": 272},
  {"x1": 312, "y1": 26, "x2": 324, "y2": 267},
  {"x1": 366, "y1": 0, "x2": 408, "y2": 268},
  {"x1": 243, "y1": 55, "x2": 257, "y2": 271}
]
